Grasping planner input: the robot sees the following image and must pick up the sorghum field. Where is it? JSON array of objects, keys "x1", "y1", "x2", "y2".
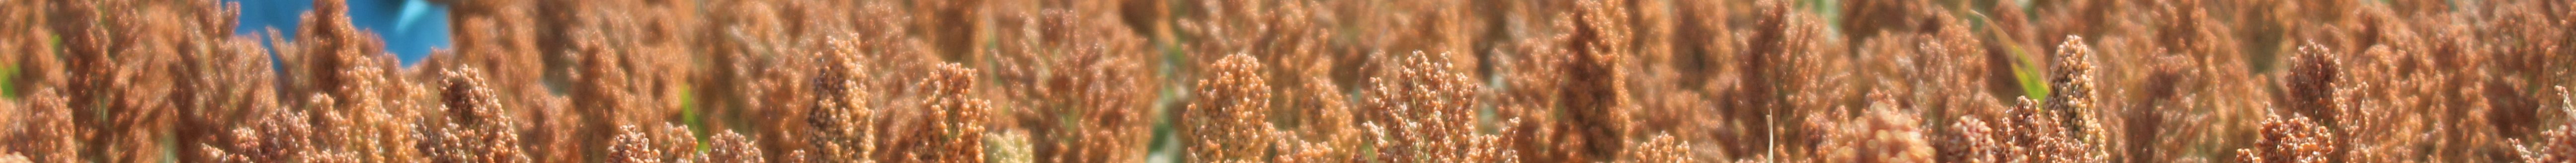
[{"x1": 0, "y1": 0, "x2": 2572, "y2": 162}]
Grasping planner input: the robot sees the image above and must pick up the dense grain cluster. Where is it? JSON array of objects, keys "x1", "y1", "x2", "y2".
[
  {"x1": 422, "y1": 67, "x2": 526, "y2": 163},
  {"x1": 2236, "y1": 113, "x2": 2335, "y2": 163},
  {"x1": 1182, "y1": 54, "x2": 1277, "y2": 163},
  {"x1": 0, "y1": 1, "x2": 73, "y2": 161},
  {"x1": 1, "y1": 0, "x2": 2573, "y2": 162},
  {"x1": 987, "y1": 1, "x2": 1156, "y2": 162},
  {"x1": 1363, "y1": 53, "x2": 1512, "y2": 163},
  {"x1": 1809, "y1": 100, "x2": 1934, "y2": 163},
  {"x1": 1947, "y1": 97, "x2": 2109, "y2": 163}
]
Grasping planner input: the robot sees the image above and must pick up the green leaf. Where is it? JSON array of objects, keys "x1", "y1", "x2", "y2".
[
  {"x1": 2, "y1": 65, "x2": 15, "y2": 98},
  {"x1": 2004, "y1": 42, "x2": 2049, "y2": 100}
]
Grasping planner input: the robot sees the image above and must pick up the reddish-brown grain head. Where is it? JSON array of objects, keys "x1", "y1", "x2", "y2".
[{"x1": 1184, "y1": 54, "x2": 1276, "y2": 162}]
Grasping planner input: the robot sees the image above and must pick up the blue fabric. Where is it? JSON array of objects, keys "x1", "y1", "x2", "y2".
[{"x1": 231, "y1": 0, "x2": 449, "y2": 66}]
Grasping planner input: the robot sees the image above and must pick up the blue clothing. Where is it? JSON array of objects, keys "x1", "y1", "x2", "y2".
[{"x1": 232, "y1": 0, "x2": 449, "y2": 65}]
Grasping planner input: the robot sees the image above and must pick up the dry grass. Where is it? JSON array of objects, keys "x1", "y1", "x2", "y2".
[{"x1": 1, "y1": 0, "x2": 2573, "y2": 162}]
